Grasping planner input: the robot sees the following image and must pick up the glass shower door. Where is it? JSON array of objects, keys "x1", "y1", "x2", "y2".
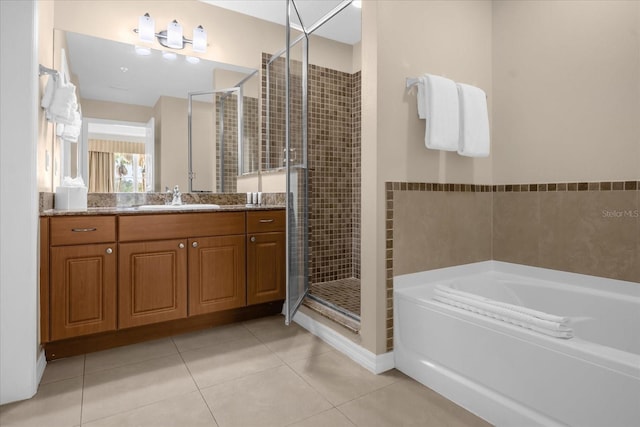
[{"x1": 284, "y1": 0, "x2": 309, "y2": 324}]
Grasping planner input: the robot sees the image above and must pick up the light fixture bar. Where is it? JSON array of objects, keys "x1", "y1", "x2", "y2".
[{"x1": 133, "y1": 13, "x2": 206, "y2": 52}]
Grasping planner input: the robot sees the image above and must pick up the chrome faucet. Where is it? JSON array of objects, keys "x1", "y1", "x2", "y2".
[{"x1": 171, "y1": 185, "x2": 182, "y2": 205}]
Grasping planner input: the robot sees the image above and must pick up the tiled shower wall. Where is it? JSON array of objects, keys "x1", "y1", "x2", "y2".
[
  {"x1": 215, "y1": 94, "x2": 259, "y2": 193},
  {"x1": 386, "y1": 181, "x2": 640, "y2": 350},
  {"x1": 262, "y1": 53, "x2": 362, "y2": 285}
]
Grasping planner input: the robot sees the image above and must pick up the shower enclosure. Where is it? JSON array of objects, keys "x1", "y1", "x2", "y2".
[{"x1": 280, "y1": 0, "x2": 362, "y2": 327}]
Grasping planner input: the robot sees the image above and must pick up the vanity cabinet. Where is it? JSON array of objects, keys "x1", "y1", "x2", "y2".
[
  {"x1": 188, "y1": 235, "x2": 246, "y2": 316},
  {"x1": 118, "y1": 212, "x2": 246, "y2": 327},
  {"x1": 118, "y1": 239, "x2": 188, "y2": 329},
  {"x1": 48, "y1": 216, "x2": 117, "y2": 341},
  {"x1": 41, "y1": 208, "x2": 284, "y2": 358},
  {"x1": 247, "y1": 210, "x2": 286, "y2": 305}
]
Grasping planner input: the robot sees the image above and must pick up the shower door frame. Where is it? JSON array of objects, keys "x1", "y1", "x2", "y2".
[{"x1": 282, "y1": 0, "x2": 355, "y2": 324}]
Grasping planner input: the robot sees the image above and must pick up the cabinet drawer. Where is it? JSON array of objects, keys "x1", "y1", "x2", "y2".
[
  {"x1": 247, "y1": 210, "x2": 285, "y2": 233},
  {"x1": 50, "y1": 216, "x2": 116, "y2": 246},
  {"x1": 119, "y1": 212, "x2": 245, "y2": 242}
]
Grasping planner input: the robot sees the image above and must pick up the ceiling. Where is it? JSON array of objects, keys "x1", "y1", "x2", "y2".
[
  {"x1": 200, "y1": 0, "x2": 361, "y2": 45},
  {"x1": 66, "y1": 32, "x2": 254, "y2": 107}
]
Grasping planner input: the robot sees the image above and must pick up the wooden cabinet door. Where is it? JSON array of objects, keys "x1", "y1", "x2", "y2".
[
  {"x1": 188, "y1": 235, "x2": 246, "y2": 315},
  {"x1": 118, "y1": 239, "x2": 187, "y2": 329},
  {"x1": 50, "y1": 244, "x2": 117, "y2": 340},
  {"x1": 247, "y1": 232, "x2": 286, "y2": 305}
]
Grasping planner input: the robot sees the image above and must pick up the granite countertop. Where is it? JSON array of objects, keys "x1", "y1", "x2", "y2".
[{"x1": 40, "y1": 204, "x2": 285, "y2": 217}]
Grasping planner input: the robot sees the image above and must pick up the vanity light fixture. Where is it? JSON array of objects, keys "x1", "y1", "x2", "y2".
[{"x1": 134, "y1": 13, "x2": 207, "y2": 53}]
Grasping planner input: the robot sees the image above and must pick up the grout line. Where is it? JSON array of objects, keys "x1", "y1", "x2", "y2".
[{"x1": 79, "y1": 355, "x2": 86, "y2": 426}]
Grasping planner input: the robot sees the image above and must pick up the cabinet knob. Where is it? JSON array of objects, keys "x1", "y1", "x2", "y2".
[
  {"x1": 192, "y1": 242, "x2": 199, "y2": 248},
  {"x1": 179, "y1": 243, "x2": 185, "y2": 249},
  {"x1": 106, "y1": 248, "x2": 113, "y2": 254},
  {"x1": 250, "y1": 236, "x2": 256, "y2": 243}
]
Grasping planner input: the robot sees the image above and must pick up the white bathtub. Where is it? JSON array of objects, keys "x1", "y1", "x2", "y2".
[{"x1": 394, "y1": 261, "x2": 640, "y2": 427}]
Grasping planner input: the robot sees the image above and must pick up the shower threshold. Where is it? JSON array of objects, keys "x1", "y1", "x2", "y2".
[{"x1": 303, "y1": 277, "x2": 361, "y2": 333}]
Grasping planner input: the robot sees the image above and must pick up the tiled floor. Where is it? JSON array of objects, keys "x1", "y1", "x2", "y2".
[
  {"x1": 309, "y1": 278, "x2": 361, "y2": 317},
  {"x1": 0, "y1": 315, "x2": 491, "y2": 427}
]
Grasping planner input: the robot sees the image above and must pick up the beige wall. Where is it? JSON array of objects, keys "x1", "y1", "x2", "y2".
[
  {"x1": 360, "y1": 0, "x2": 493, "y2": 354},
  {"x1": 81, "y1": 99, "x2": 153, "y2": 123},
  {"x1": 492, "y1": 0, "x2": 640, "y2": 184},
  {"x1": 52, "y1": 0, "x2": 354, "y2": 73}
]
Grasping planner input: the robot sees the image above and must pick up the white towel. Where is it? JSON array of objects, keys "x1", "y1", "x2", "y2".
[
  {"x1": 61, "y1": 110, "x2": 82, "y2": 142},
  {"x1": 433, "y1": 288, "x2": 571, "y2": 333},
  {"x1": 435, "y1": 284, "x2": 569, "y2": 324},
  {"x1": 41, "y1": 75, "x2": 57, "y2": 109},
  {"x1": 433, "y1": 295, "x2": 574, "y2": 339},
  {"x1": 418, "y1": 74, "x2": 459, "y2": 151},
  {"x1": 47, "y1": 83, "x2": 78, "y2": 125},
  {"x1": 456, "y1": 83, "x2": 490, "y2": 157}
]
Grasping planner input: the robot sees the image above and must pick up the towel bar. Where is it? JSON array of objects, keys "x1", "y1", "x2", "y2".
[
  {"x1": 406, "y1": 77, "x2": 419, "y2": 88},
  {"x1": 39, "y1": 64, "x2": 59, "y2": 77}
]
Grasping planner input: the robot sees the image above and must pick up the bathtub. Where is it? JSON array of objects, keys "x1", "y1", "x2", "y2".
[{"x1": 394, "y1": 261, "x2": 640, "y2": 427}]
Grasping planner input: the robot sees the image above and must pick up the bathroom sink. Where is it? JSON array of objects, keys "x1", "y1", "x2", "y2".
[{"x1": 136, "y1": 204, "x2": 220, "y2": 211}]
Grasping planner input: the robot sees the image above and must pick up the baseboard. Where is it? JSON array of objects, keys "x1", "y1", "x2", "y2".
[
  {"x1": 36, "y1": 349, "x2": 46, "y2": 384},
  {"x1": 293, "y1": 310, "x2": 394, "y2": 374}
]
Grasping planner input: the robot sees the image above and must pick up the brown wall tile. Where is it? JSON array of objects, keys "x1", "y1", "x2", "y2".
[
  {"x1": 393, "y1": 191, "x2": 492, "y2": 276},
  {"x1": 493, "y1": 192, "x2": 541, "y2": 266}
]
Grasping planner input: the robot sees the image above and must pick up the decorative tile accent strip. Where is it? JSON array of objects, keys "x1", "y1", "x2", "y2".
[{"x1": 386, "y1": 180, "x2": 639, "y2": 193}]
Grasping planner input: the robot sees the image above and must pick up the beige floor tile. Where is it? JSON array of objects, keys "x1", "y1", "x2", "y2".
[
  {"x1": 201, "y1": 365, "x2": 332, "y2": 427},
  {"x1": 81, "y1": 391, "x2": 217, "y2": 427},
  {"x1": 251, "y1": 322, "x2": 334, "y2": 363},
  {"x1": 81, "y1": 354, "x2": 197, "y2": 423},
  {"x1": 242, "y1": 314, "x2": 287, "y2": 335},
  {"x1": 84, "y1": 338, "x2": 178, "y2": 374},
  {"x1": 287, "y1": 408, "x2": 356, "y2": 427},
  {"x1": 181, "y1": 337, "x2": 282, "y2": 389},
  {"x1": 0, "y1": 376, "x2": 82, "y2": 427},
  {"x1": 40, "y1": 355, "x2": 85, "y2": 385},
  {"x1": 338, "y1": 377, "x2": 491, "y2": 427},
  {"x1": 172, "y1": 323, "x2": 254, "y2": 353},
  {"x1": 289, "y1": 351, "x2": 399, "y2": 405}
]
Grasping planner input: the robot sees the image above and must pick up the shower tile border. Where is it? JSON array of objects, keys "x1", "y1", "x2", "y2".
[{"x1": 384, "y1": 179, "x2": 639, "y2": 352}]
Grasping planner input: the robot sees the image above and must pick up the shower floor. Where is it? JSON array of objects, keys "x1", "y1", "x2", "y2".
[{"x1": 304, "y1": 277, "x2": 361, "y2": 332}]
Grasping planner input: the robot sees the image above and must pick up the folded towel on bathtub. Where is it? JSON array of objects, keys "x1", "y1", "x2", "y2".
[
  {"x1": 435, "y1": 284, "x2": 570, "y2": 324},
  {"x1": 433, "y1": 294, "x2": 574, "y2": 339}
]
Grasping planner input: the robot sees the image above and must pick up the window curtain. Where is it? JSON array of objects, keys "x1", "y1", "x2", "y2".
[{"x1": 88, "y1": 151, "x2": 114, "y2": 193}]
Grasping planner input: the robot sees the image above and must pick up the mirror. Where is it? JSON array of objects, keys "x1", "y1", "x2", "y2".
[{"x1": 56, "y1": 29, "x2": 259, "y2": 193}]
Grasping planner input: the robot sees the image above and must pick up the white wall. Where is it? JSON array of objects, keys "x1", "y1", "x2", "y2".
[{"x1": 0, "y1": 0, "x2": 43, "y2": 405}]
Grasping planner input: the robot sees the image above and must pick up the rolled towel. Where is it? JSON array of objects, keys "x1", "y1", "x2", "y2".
[
  {"x1": 433, "y1": 295, "x2": 573, "y2": 339},
  {"x1": 418, "y1": 74, "x2": 460, "y2": 151},
  {"x1": 433, "y1": 288, "x2": 571, "y2": 333},
  {"x1": 435, "y1": 284, "x2": 569, "y2": 324}
]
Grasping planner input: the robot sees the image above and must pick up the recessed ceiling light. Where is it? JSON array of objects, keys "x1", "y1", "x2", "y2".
[
  {"x1": 120, "y1": 66, "x2": 129, "y2": 73},
  {"x1": 185, "y1": 56, "x2": 200, "y2": 64},
  {"x1": 162, "y1": 51, "x2": 177, "y2": 60},
  {"x1": 135, "y1": 45, "x2": 151, "y2": 56}
]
